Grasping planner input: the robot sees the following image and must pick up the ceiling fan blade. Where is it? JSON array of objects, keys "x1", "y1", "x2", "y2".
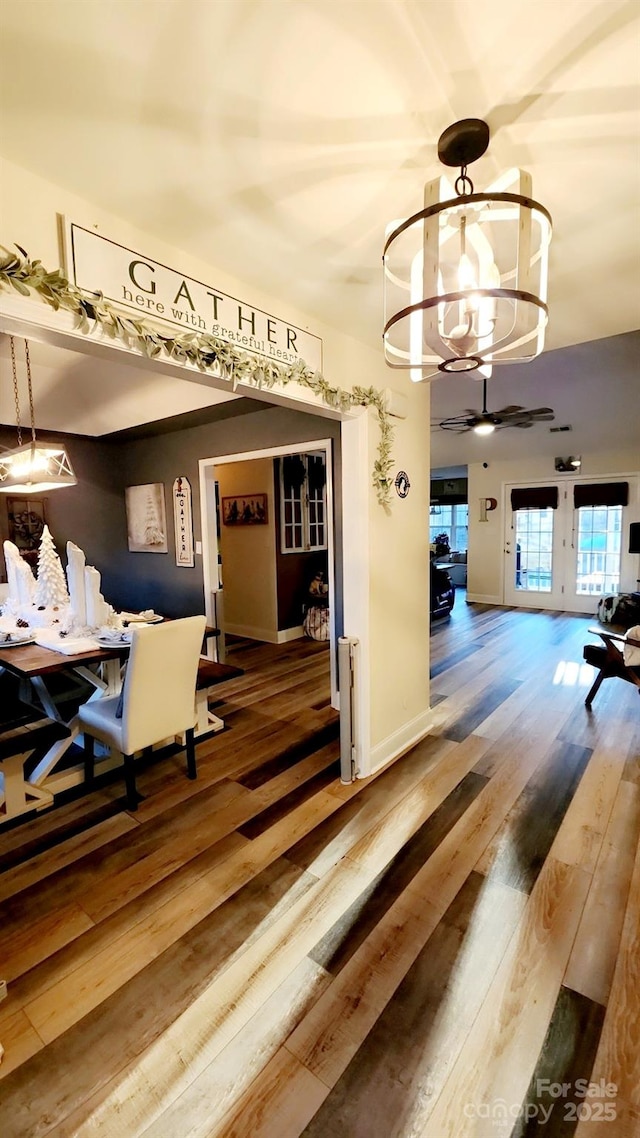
[
  {"x1": 438, "y1": 416, "x2": 476, "y2": 433},
  {"x1": 432, "y1": 410, "x2": 480, "y2": 424},
  {"x1": 497, "y1": 406, "x2": 555, "y2": 422},
  {"x1": 437, "y1": 385, "x2": 555, "y2": 433}
]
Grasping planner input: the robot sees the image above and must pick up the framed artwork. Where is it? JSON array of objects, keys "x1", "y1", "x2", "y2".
[
  {"x1": 222, "y1": 493, "x2": 268, "y2": 526},
  {"x1": 125, "y1": 483, "x2": 168, "y2": 553},
  {"x1": 6, "y1": 496, "x2": 47, "y2": 568}
]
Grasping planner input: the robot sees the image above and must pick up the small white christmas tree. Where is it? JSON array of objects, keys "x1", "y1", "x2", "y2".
[{"x1": 34, "y1": 525, "x2": 70, "y2": 608}]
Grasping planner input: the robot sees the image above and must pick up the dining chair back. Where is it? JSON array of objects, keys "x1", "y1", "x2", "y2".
[{"x1": 79, "y1": 615, "x2": 206, "y2": 809}]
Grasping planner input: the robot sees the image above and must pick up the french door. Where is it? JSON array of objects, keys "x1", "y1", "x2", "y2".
[{"x1": 504, "y1": 477, "x2": 638, "y2": 613}]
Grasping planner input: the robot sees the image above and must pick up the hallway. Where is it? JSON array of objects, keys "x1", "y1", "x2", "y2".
[{"x1": 0, "y1": 606, "x2": 638, "y2": 1136}]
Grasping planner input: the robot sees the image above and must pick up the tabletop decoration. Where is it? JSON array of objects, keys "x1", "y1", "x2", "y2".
[
  {"x1": 33, "y1": 628, "x2": 101, "y2": 656},
  {"x1": 34, "y1": 525, "x2": 69, "y2": 607},
  {"x1": 1, "y1": 530, "x2": 122, "y2": 642},
  {"x1": 2, "y1": 539, "x2": 36, "y2": 613}
]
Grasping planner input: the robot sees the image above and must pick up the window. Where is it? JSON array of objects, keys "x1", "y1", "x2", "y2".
[
  {"x1": 429, "y1": 504, "x2": 468, "y2": 552},
  {"x1": 280, "y1": 453, "x2": 327, "y2": 553},
  {"x1": 576, "y1": 505, "x2": 622, "y2": 594},
  {"x1": 514, "y1": 507, "x2": 554, "y2": 592}
]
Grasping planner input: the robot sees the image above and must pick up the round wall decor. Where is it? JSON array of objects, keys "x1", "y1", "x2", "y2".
[{"x1": 394, "y1": 471, "x2": 410, "y2": 498}]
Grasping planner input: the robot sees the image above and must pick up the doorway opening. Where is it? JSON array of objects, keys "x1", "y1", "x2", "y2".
[{"x1": 199, "y1": 439, "x2": 338, "y2": 708}]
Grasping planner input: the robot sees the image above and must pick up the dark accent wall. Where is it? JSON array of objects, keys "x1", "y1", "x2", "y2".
[
  {"x1": 0, "y1": 427, "x2": 125, "y2": 585},
  {"x1": 1, "y1": 409, "x2": 343, "y2": 628},
  {"x1": 273, "y1": 458, "x2": 330, "y2": 631}
]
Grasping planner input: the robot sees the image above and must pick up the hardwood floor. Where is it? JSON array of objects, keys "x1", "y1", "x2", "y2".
[{"x1": 0, "y1": 607, "x2": 638, "y2": 1137}]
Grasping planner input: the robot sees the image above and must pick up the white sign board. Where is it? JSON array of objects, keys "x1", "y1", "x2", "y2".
[
  {"x1": 173, "y1": 476, "x2": 195, "y2": 567},
  {"x1": 65, "y1": 222, "x2": 323, "y2": 372}
]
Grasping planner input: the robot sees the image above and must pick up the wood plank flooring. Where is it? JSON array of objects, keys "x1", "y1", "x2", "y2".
[{"x1": 0, "y1": 609, "x2": 638, "y2": 1137}]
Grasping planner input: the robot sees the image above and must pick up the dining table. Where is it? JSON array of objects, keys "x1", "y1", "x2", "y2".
[
  {"x1": 0, "y1": 618, "x2": 233, "y2": 821},
  {"x1": 0, "y1": 638, "x2": 129, "y2": 802}
]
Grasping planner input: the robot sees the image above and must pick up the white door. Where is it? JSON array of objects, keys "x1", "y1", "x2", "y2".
[
  {"x1": 504, "y1": 478, "x2": 638, "y2": 613},
  {"x1": 504, "y1": 488, "x2": 565, "y2": 609}
]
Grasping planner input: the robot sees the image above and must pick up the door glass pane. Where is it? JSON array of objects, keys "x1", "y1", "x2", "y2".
[
  {"x1": 514, "y1": 508, "x2": 554, "y2": 592},
  {"x1": 576, "y1": 505, "x2": 621, "y2": 594}
]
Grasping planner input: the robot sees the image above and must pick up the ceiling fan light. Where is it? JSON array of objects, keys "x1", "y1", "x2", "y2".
[{"x1": 473, "y1": 421, "x2": 495, "y2": 436}]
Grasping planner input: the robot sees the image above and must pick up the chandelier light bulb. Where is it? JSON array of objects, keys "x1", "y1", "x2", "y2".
[{"x1": 458, "y1": 250, "x2": 479, "y2": 312}]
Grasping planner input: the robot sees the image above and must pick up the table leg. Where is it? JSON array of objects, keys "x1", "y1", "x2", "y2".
[
  {"x1": 194, "y1": 688, "x2": 225, "y2": 737},
  {"x1": 28, "y1": 660, "x2": 124, "y2": 791},
  {"x1": 29, "y1": 675, "x2": 62, "y2": 722},
  {"x1": 2, "y1": 753, "x2": 54, "y2": 817}
]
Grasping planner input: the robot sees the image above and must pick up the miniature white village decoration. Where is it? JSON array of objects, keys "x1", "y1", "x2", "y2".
[{"x1": 1, "y1": 525, "x2": 121, "y2": 635}]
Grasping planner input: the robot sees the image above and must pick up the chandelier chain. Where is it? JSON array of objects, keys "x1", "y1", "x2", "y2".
[
  {"x1": 455, "y1": 165, "x2": 474, "y2": 196},
  {"x1": 9, "y1": 335, "x2": 22, "y2": 447},
  {"x1": 24, "y1": 339, "x2": 37, "y2": 444}
]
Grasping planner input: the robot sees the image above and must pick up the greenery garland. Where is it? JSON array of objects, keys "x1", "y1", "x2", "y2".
[{"x1": 0, "y1": 245, "x2": 395, "y2": 506}]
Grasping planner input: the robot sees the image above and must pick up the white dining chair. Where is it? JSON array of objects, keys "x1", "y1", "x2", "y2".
[{"x1": 79, "y1": 615, "x2": 206, "y2": 810}]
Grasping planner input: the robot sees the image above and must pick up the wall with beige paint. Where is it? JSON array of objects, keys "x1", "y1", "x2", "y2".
[
  {"x1": 216, "y1": 458, "x2": 278, "y2": 641},
  {"x1": 0, "y1": 154, "x2": 433, "y2": 773},
  {"x1": 468, "y1": 447, "x2": 640, "y2": 603}
]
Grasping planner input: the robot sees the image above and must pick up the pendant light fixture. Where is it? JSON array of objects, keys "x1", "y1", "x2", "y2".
[
  {"x1": 0, "y1": 337, "x2": 76, "y2": 493},
  {"x1": 383, "y1": 118, "x2": 552, "y2": 382}
]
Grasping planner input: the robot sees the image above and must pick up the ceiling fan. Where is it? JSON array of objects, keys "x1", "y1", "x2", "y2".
[{"x1": 436, "y1": 377, "x2": 555, "y2": 435}]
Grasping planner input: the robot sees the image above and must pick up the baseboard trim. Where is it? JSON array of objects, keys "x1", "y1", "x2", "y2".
[
  {"x1": 465, "y1": 593, "x2": 503, "y2": 605},
  {"x1": 224, "y1": 622, "x2": 279, "y2": 644},
  {"x1": 368, "y1": 708, "x2": 435, "y2": 777},
  {"x1": 276, "y1": 625, "x2": 304, "y2": 643}
]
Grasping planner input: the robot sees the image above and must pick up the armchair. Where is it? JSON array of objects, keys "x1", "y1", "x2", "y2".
[
  {"x1": 583, "y1": 625, "x2": 640, "y2": 708},
  {"x1": 79, "y1": 615, "x2": 206, "y2": 810}
]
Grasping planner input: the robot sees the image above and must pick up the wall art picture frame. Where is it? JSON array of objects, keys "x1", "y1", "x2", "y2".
[
  {"x1": 222, "y1": 493, "x2": 268, "y2": 526},
  {"x1": 6, "y1": 496, "x2": 47, "y2": 568},
  {"x1": 125, "y1": 483, "x2": 168, "y2": 553}
]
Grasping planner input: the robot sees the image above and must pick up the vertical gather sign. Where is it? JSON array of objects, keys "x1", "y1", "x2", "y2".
[{"x1": 173, "y1": 477, "x2": 194, "y2": 567}]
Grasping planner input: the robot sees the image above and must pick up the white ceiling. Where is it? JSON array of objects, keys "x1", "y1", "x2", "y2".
[
  {"x1": 429, "y1": 329, "x2": 639, "y2": 465},
  {"x1": 0, "y1": 337, "x2": 240, "y2": 437},
  {"x1": 0, "y1": 0, "x2": 639, "y2": 453}
]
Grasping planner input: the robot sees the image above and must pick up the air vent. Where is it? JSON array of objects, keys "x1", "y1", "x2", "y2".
[{"x1": 549, "y1": 425, "x2": 572, "y2": 433}]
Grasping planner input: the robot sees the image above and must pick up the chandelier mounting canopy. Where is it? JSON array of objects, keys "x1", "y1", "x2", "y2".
[{"x1": 437, "y1": 118, "x2": 490, "y2": 169}]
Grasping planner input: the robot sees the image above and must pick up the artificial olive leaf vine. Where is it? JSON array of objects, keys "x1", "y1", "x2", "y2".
[{"x1": 0, "y1": 245, "x2": 395, "y2": 506}]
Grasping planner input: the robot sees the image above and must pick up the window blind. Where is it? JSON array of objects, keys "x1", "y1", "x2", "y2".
[
  {"x1": 573, "y1": 482, "x2": 629, "y2": 508},
  {"x1": 431, "y1": 493, "x2": 467, "y2": 505},
  {"x1": 510, "y1": 486, "x2": 559, "y2": 511}
]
